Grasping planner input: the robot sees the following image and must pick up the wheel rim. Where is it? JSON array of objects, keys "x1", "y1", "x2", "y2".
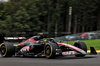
[
  {"x1": 1, "y1": 45, "x2": 7, "y2": 56},
  {"x1": 45, "y1": 45, "x2": 51, "y2": 56}
]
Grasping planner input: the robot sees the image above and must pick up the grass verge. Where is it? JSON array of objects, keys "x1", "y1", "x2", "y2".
[{"x1": 62, "y1": 39, "x2": 100, "y2": 50}]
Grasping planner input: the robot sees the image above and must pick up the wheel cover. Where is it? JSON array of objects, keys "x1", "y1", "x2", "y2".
[
  {"x1": 45, "y1": 45, "x2": 51, "y2": 56},
  {"x1": 1, "y1": 45, "x2": 7, "y2": 56}
]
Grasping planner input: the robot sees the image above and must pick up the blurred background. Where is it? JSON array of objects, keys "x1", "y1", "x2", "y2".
[{"x1": 0, "y1": 0, "x2": 100, "y2": 41}]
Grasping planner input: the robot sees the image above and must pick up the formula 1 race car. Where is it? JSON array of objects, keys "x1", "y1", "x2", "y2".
[{"x1": 0, "y1": 35, "x2": 97, "y2": 59}]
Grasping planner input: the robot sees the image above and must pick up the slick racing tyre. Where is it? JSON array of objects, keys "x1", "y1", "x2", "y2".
[
  {"x1": 0, "y1": 43, "x2": 15, "y2": 57},
  {"x1": 74, "y1": 41, "x2": 87, "y2": 57},
  {"x1": 44, "y1": 42, "x2": 58, "y2": 59}
]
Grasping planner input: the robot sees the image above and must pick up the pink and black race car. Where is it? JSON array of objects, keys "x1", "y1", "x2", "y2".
[{"x1": 0, "y1": 35, "x2": 97, "y2": 59}]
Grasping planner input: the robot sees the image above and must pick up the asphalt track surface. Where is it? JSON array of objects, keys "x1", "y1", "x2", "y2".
[{"x1": 0, "y1": 54, "x2": 99, "y2": 66}]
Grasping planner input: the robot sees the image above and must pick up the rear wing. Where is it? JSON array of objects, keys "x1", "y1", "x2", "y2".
[
  {"x1": 4, "y1": 37, "x2": 26, "y2": 40},
  {"x1": 3, "y1": 37, "x2": 26, "y2": 43}
]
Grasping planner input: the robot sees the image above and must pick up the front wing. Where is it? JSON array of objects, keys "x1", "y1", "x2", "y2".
[{"x1": 57, "y1": 43, "x2": 97, "y2": 56}]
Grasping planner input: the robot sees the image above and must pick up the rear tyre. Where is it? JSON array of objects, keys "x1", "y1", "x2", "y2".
[
  {"x1": 0, "y1": 43, "x2": 15, "y2": 57},
  {"x1": 74, "y1": 41, "x2": 87, "y2": 57},
  {"x1": 44, "y1": 41, "x2": 58, "y2": 59}
]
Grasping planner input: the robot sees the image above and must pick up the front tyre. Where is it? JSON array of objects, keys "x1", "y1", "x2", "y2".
[
  {"x1": 0, "y1": 43, "x2": 15, "y2": 57},
  {"x1": 74, "y1": 41, "x2": 87, "y2": 57}
]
